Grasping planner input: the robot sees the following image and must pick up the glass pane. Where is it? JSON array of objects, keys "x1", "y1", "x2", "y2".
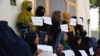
[
  {"x1": 69, "y1": 6, "x2": 75, "y2": 17},
  {"x1": 50, "y1": 0, "x2": 66, "y2": 16},
  {"x1": 36, "y1": 0, "x2": 45, "y2": 7},
  {"x1": 70, "y1": 0, "x2": 75, "y2": 3}
]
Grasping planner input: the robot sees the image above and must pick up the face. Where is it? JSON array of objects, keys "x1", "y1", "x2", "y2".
[
  {"x1": 55, "y1": 13, "x2": 61, "y2": 20},
  {"x1": 63, "y1": 33, "x2": 68, "y2": 42},
  {"x1": 44, "y1": 34, "x2": 48, "y2": 43},
  {"x1": 77, "y1": 38, "x2": 81, "y2": 45},
  {"x1": 41, "y1": 9, "x2": 45, "y2": 12},
  {"x1": 56, "y1": 43, "x2": 64, "y2": 53},
  {"x1": 27, "y1": 2, "x2": 32, "y2": 8},
  {"x1": 34, "y1": 34, "x2": 39, "y2": 44},
  {"x1": 53, "y1": 11, "x2": 61, "y2": 21}
]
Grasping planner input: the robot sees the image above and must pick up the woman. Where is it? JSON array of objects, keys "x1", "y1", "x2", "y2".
[
  {"x1": 35, "y1": 6, "x2": 49, "y2": 32},
  {"x1": 25, "y1": 32, "x2": 42, "y2": 56},
  {"x1": 70, "y1": 35, "x2": 82, "y2": 56},
  {"x1": 55, "y1": 43, "x2": 64, "y2": 55},
  {"x1": 50, "y1": 10, "x2": 65, "y2": 44},
  {"x1": 16, "y1": 1, "x2": 37, "y2": 38},
  {"x1": 39, "y1": 31, "x2": 50, "y2": 45},
  {"x1": 61, "y1": 32, "x2": 71, "y2": 50},
  {"x1": 63, "y1": 12, "x2": 75, "y2": 37}
]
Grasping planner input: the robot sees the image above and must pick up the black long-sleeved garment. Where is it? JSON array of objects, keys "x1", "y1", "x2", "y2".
[{"x1": 0, "y1": 21, "x2": 33, "y2": 56}]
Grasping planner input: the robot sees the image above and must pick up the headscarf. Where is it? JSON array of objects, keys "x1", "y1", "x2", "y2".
[
  {"x1": 16, "y1": 1, "x2": 37, "y2": 31},
  {"x1": 52, "y1": 10, "x2": 61, "y2": 22},
  {"x1": 0, "y1": 21, "x2": 33, "y2": 56},
  {"x1": 63, "y1": 12, "x2": 75, "y2": 36},
  {"x1": 35, "y1": 6, "x2": 45, "y2": 16},
  {"x1": 25, "y1": 32, "x2": 38, "y2": 54},
  {"x1": 63, "y1": 12, "x2": 70, "y2": 23}
]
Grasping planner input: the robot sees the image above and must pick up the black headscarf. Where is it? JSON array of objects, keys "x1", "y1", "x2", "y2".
[
  {"x1": 25, "y1": 32, "x2": 38, "y2": 54},
  {"x1": 70, "y1": 35, "x2": 82, "y2": 56},
  {"x1": 35, "y1": 6, "x2": 45, "y2": 16},
  {"x1": 0, "y1": 21, "x2": 32, "y2": 56},
  {"x1": 35, "y1": 6, "x2": 47, "y2": 31}
]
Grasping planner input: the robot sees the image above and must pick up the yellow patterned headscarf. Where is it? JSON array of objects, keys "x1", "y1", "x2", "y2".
[
  {"x1": 63, "y1": 12, "x2": 75, "y2": 36},
  {"x1": 16, "y1": 1, "x2": 37, "y2": 31}
]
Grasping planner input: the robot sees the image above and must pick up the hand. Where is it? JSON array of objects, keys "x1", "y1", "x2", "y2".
[
  {"x1": 37, "y1": 49, "x2": 43, "y2": 55},
  {"x1": 28, "y1": 22, "x2": 33, "y2": 26}
]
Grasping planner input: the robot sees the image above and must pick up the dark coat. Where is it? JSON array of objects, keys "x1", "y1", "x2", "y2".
[{"x1": 0, "y1": 21, "x2": 32, "y2": 56}]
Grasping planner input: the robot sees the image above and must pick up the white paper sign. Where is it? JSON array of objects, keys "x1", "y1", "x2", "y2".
[
  {"x1": 69, "y1": 18, "x2": 77, "y2": 26},
  {"x1": 52, "y1": 53, "x2": 57, "y2": 56},
  {"x1": 31, "y1": 17, "x2": 43, "y2": 26},
  {"x1": 60, "y1": 24, "x2": 69, "y2": 32},
  {"x1": 77, "y1": 18, "x2": 83, "y2": 25},
  {"x1": 62, "y1": 50, "x2": 75, "y2": 56},
  {"x1": 38, "y1": 51, "x2": 52, "y2": 56},
  {"x1": 79, "y1": 50, "x2": 88, "y2": 56},
  {"x1": 89, "y1": 47, "x2": 95, "y2": 55},
  {"x1": 42, "y1": 17, "x2": 52, "y2": 25},
  {"x1": 37, "y1": 45, "x2": 53, "y2": 52}
]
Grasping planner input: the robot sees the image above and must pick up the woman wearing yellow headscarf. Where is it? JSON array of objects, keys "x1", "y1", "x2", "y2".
[
  {"x1": 16, "y1": 0, "x2": 37, "y2": 32},
  {"x1": 63, "y1": 12, "x2": 75, "y2": 36}
]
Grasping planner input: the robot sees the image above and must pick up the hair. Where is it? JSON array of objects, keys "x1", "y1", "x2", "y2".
[
  {"x1": 25, "y1": 32, "x2": 38, "y2": 45},
  {"x1": 71, "y1": 16, "x2": 77, "y2": 19},
  {"x1": 74, "y1": 35, "x2": 81, "y2": 42},
  {"x1": 57, "y1": 52, "x2": 65, "y2": 56},
  {"x1": 52, "y1": 10, "x2": 61, "y2": 20}
]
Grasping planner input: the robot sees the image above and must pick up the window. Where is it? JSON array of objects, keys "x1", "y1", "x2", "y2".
[
  {"x1": 33, "y1": 0, "x2": 77, "y2": 16},
  {"x1": 65, "y1": 0, "x2": 77, "y2": 16}
]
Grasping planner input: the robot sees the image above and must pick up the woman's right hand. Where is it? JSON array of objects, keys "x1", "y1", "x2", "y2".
[{"x1": 28, "y1": 22, "x2": 33, "y2": 26}]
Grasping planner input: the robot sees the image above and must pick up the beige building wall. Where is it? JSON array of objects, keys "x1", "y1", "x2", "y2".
[
  {"x1": 0, "y1": 0, "x2": 90, "y2": 36},
  {"x1": 0, "y1": 0, "x2": 24, "y2": 35},
  {"x1": 77, "y1": 0, "x2": 91, "y2": 36}
]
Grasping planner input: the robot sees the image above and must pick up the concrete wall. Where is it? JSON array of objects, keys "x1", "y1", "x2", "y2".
[
  {"x1": 0, "y1": 0, "x2": 24, "y2": 35},
  {"x1": 0, "y1": 0, "x2": 34, "y2": 36}
]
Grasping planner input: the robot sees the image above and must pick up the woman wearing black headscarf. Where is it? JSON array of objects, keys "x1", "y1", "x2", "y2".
[
  {"x1": 35, "y1": 6, "x2": 45, "y2": 17},
  {"x1": 35, "y1": 6, "x2": 50, "y2": 33},
  {"x1": 25, "y1": 32, "x2": 42, "y2": 56},
  {"x1": 70, "y1": 35, "x2": 82, "y2": 56},
  {"x1": 38, "y1": 31, "x2": 51, "y2": 45}
]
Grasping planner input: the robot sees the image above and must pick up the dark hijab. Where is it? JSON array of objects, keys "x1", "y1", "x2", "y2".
[
  {"x1": 0, "y1": 21, "x2": 32, "y2": 56},
  {"x1": 35, "y1": 6, "x2": 45, "y2": 16},
  {"x1": 70, "y1": 35, "x2": 82, "y2": 56},
  {"x1": 25, "y1": 32, "x2": 38, "y2": 54}
]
